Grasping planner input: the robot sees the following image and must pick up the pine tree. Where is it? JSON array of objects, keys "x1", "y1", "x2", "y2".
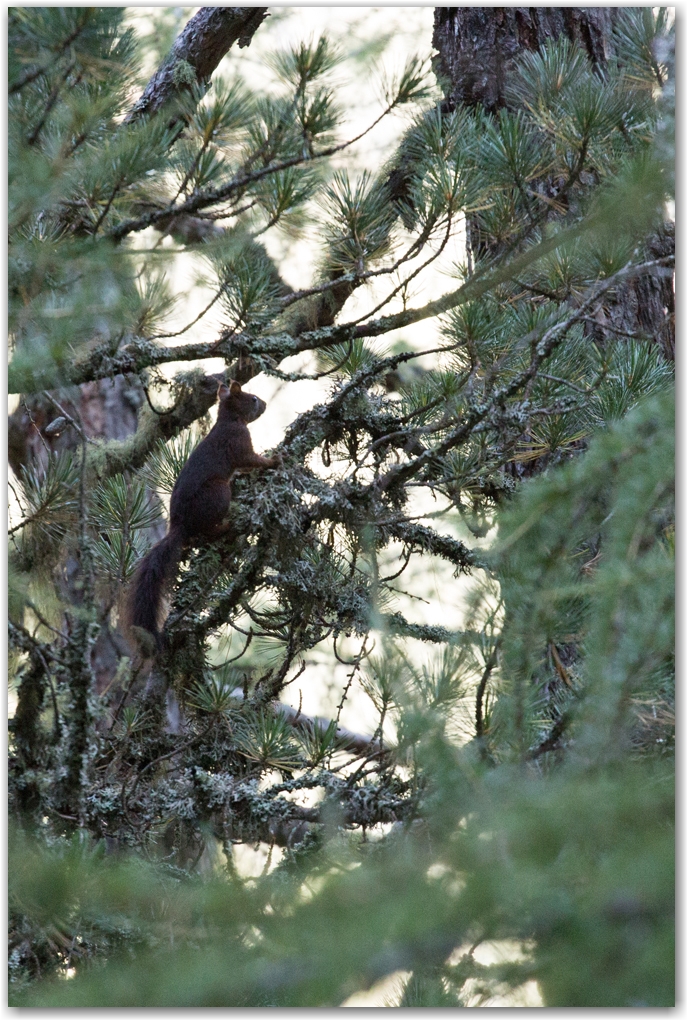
[{"x1": 9, "y1": 7, "x2": 673, "y2": 1006}]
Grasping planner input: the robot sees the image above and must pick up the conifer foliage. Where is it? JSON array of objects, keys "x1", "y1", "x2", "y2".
[{"x1": 9, "y1": 7, "x2": 673, "y2": 1006}]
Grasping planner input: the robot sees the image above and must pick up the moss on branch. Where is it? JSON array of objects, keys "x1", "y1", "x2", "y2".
[{"x1": 88, "y1": 371, "x2": 221, "y2": 480}]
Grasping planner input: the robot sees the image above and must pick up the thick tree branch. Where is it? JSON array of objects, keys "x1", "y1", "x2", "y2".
[
  {"x1": 433, "y1": 7, "x2": 616, "y2": 115},
  {"x1": 89, "y1": 372, "x2": 222, "y2": 481},
  {"x1": 127, "y1": 7, "x2": 268, "y2": 123},
  {"x1": 14, "y1": 212, "x2": 656, "y2": 397}
]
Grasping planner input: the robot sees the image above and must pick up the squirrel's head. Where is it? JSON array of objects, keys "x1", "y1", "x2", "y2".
[{"x1": 217, "y1": 380, "x2": 267, "y2": 423}]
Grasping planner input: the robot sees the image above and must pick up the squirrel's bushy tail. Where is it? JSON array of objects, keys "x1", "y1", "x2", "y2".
[{"x1": 127, "y1": 527, "x2": 184, "y2": 650}]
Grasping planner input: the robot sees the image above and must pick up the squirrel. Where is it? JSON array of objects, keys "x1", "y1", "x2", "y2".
[{"x1": 127, "y1": 379, "x2": 280, "y2": 652}]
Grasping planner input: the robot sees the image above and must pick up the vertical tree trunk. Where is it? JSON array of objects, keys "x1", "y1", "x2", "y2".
[
  {"x1": 8, "y1": 376, "x2": 144, "y2": 477},
  {"x1": 432, "y1": 7, "x2": 617, "y2": 113},
  {"x1": 432, "y1": 6, "x2": 674, "y2": 359}
]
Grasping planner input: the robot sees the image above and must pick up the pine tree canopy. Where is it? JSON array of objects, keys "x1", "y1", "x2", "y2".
[{"x1": 8, "y1": 7, "x2": 674, "y2": 1007}]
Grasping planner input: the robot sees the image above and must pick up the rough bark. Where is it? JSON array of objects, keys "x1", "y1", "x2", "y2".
[
  {"x1": 127, "y1": 7, "x2": 268, "y2": 122},
  {"x1": 602, "y1": 221, "x2": 675, "y2": 362},
  {"x1": 390, "y1": 9, "x2": 618, "y2": 234},
  {"x1": 432, "y1": 7, "x2": 617, "y2": 114},
  {"x1": 432, "y1": 6, "x2": 674, "y2": 361},
  {"x1": 9, "y1": 376, "x2": 144, "y2": 478}
]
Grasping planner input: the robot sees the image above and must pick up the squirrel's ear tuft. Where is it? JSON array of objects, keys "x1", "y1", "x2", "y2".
[
  {"x1": 217, "y1": 382, "x2": 231, "y2": 400},
  {"x1": 229, "y1": 380, "x2": 242, "y2": 395}
]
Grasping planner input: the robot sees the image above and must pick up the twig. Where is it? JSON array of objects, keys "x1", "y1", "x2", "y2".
[
  {"x1": 24, "y1": 597, "x2": 67, "y2": 640},
  {"x1": 263, "y1": 340, "x2": 354, "y2": 383},
  {"x1": 526, "y1": 712, "x2": 571, "y2": 760},
  {"x1": 22, "y1": 398, "x2": 52, "y2": 457},
  {"x1": 9, "y1": 19, "x2": 86, "y2": 95},
  {"x1": 142, "y1": 385, "x2": 180, "y2": 417},
  {"x1": 378, "y1": 545, "x2": 413, "y2": 583},
  {"x1": 538, "y1": 373, "x2": 593, "y2": 395},
  {"x1": 26, "y1": 76, "x2": 64, "y2": 147},
  {"x1": 109, "y1": 95, "x2": 417, "y2": 241},
  {"x1": 149, "y1": 284, "x2": 229, "y2": 341},
  {"x1": 333, "y1": 634, "x2": 372, "y2": 733},
  {"x1": 41, "y1": 392, "x2": 97, "y2": 445},
  {"x1": 346, "y1": 208, "x2": 455, "y2": 328},
  {"x1": 211, "y1": 628, "x2": 254, "y2": 666},
  {"x1": 549, "y1": 643, "x2": 572, "y2": 688},
  {"x1": 475, "y1": 642, "x2": 500, "y2": 741}
]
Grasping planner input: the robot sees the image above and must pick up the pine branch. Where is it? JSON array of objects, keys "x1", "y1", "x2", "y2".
[
  {"x1": 475, "y1": 642, "x2": 500, "y2": 741},
  {"x1": 384, "y1": 522, "x2": 484, "y2": 573},
  {"x1": 89, "y1": 372, "x2": 223, "y2": 481},
  {"x1": 381, "y1": 612, "x2": 466, "y2": 645},
  {"x1": 3, "y1": 216, "x2": 571, "y2": 394},
  {"x1": 229, "y1": 686, "x2": 383, "y2": 756},
  {"x1": 126, "y1": 7, "x2": 268, "y2": 122},
  {"x1": 9, "y1": 15, "x2": 88, "y2": 94},
  {"x1": 109, "y1": 96, "x2": 416, "y2": 241},
  {"x1": 19, "y1": 225, "x2": 663, "y2": 399},
  {"x1": 372, "y1": 255, "x2": 674, "y2": 495},
  {"x1": 175, "y1": 540, "x2": 271, "y2": 641}
]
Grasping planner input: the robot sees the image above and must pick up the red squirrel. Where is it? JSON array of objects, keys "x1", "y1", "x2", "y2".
[{"x1": 127, "y1": 380, "x2": 279, "y2": 651}]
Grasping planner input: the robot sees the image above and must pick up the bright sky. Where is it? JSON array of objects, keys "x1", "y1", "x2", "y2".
[
  {"x1": 129, "y1": 6, "x2": 464, "y2": 438},
  {"x1": 124, "y1": 6, "x2": 481, "y2": 744}
]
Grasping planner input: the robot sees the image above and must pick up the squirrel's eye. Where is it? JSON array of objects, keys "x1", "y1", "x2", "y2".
[{"x1": 253, "y1": 396, "x2": 258, "y2": 404}]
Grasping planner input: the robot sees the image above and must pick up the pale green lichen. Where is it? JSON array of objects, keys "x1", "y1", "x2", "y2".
[{"x1": 172, "y1": 59, "x2": 197, "y2": 88}]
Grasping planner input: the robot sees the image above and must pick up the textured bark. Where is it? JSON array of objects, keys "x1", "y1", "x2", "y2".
[
  {"x1": 128, "y1": 7, "x2": 268, "y2": 122},
  {"x1": 432, "y1": 7, "x2": 617, "y2": 113},
  {"x1": 389, "y1": 9, "x2": 617, "y2": 226},
  {"x1": 8, "y1": 375, "x2": 144, "y2": 478},
  {"x1": 432, "y1": 6, "x2": 674, "y2": 361},
  {"x1": 602, "y1": 222, "x2": 675, "y2": 362}
]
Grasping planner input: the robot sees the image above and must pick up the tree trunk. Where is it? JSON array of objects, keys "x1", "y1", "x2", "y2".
[
  {"x1": 432, "y1": 7, "x2": 617, "y2": 113},
  {"x1": 432, "y1": 6, "x2": 674, "y2": 359},
  {"x1": 9, "y1": 9, "x2": 273, "y2": 704},
  {"x1": 8, "y1": 376, "x2": 144, "y2": 477}
]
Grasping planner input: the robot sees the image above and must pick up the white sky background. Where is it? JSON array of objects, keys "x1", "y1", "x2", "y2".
[
  {"x1": 124, "y1": 6, "x2": 488, "y2": 742},
  {"x1": 129, "y1": 6, "x2": 460, "y2": 440}
]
